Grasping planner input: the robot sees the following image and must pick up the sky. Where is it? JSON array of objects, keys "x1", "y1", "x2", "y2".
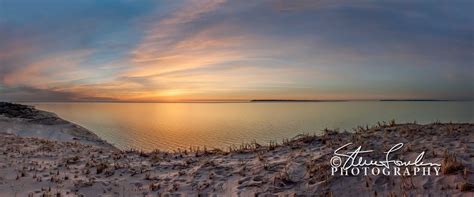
[{"x1": 0, "y1": 0, "x2": 473, "y2": 102}]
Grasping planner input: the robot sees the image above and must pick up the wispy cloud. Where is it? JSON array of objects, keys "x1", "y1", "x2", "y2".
[
  {"x1": 2, "y1": 50, "x2": 93, "y2": 87},
  {"x1": 0, "y1": 0, "x2": 472, "y2": 101}
]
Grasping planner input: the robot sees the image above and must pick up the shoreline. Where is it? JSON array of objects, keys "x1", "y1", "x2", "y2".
[
  {"x1": 0, "y1": 102, "x2": 473, "y2": 196},
  {"x1": 0, "y1": 102, "x2": 116, "y2": 150}
]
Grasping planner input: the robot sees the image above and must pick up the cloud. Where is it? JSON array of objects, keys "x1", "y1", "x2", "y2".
[
  {"x1": 133, "y1": 0, "x2": 226, "y2": 62},
  {"x1": 0, "y1": 0, "x2": 472, "y2": 101},
  {"x1": 0, "y1": 86, "x2": 117, "y2": 102},
  {"x1": 0, "y1": 0, "x2": 153, "y2": 101},
  {"x1": 2, "y1": 50, "x2": 94, "y2": 87},
  {"x1": 118, "y1": 0, "x2": 332, "y2": 100}
]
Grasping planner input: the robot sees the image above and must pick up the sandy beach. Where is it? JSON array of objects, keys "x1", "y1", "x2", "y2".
[{"x1": 0, "y1": 103, "x2": 473, "y2": 196}]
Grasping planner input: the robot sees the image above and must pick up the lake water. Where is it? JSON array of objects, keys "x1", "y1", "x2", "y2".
[{"x1": 29, "y1": 102, "x2": 473, "y2": 151}]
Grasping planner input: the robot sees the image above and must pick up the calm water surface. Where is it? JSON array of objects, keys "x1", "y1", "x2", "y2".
[{"x1": 29, "y1": 102, "x2": 473, "y2": 151}]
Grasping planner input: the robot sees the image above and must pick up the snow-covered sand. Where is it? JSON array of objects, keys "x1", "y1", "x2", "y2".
[
  {"x1": 0, "y1": 103, "x2": 472, "y2": 196},
  {"x1": 0, "y1": 123, "x2": 472, "y2": 196},
  {"x1": 0, "y1": 102, "x2": 115, "y2": 149}
]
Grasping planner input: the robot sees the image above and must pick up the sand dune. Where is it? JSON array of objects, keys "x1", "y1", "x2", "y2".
[
  {"x1": 0, "y1": 102, "x2": 115, "y2": 149},
  {"x1": 0, "y1": 120, "x2": 472, "y2": 196}
]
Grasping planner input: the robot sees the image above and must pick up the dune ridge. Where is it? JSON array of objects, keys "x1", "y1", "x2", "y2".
[
  {"x1": 0, "y1": 102, "x2": 115, "y2": 149},
  {"x1": 0, "y1": 103, "x2": 472, "y2": 196}
]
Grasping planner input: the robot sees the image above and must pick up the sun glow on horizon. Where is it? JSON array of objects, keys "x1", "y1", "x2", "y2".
[{"x1": 0, "y1": 0, "x2": 472, "y2": 102}]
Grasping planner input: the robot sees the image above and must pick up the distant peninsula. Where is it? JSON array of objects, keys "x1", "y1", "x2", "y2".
[
  {"x1": 250, "y1": 99, "x2": 459, "y2": 102},
  {"x1": 250, "y1": 99, "x2": 349, "y2": 102}
]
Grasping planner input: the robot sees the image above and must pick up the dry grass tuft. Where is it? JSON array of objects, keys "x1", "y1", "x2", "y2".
[
  {"x1": 95, "y1": 163, "x2": 108, "y2": 174},
  {"x1": 458, "y1": 182, "x2": 474, "y2": 192},
  {"x1": 441, "y1": 151, "x2": 464, "y2": 174}
]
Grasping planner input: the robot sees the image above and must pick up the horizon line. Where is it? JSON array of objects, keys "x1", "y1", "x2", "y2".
[{"x1": 11, "y1": 98, "x2": 473, "y2": 104}]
